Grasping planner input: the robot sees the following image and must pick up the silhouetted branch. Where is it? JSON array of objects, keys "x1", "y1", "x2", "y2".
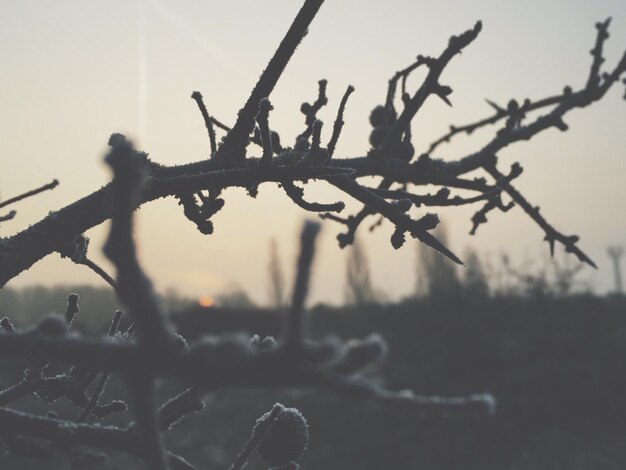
[
  {"x1": 282, "y1": 181, "x2": 345, "y2": 213},
  {"x1": 0, "y1": 407, "x2": 133, "y2": 451},
  {"x1": 334, "y1": 21, "x2": 483, "y2": 249},
  {"x1": 218, "y1": 0, "x2": 325, "y2": 160},
  {"x1": 467, "y1": 161, "x2": 521, "y2": 234},
  {"x1": 58, "y1": 235, "x2": 118, "y2": 289},
  {"x1": 77, "y1": 310, "x2": 123, "y2": 422},
  {"x1": 191, "y1": 91, "x2": 218, "y2": 156},
  {"x1": 210, "y1": 116, "x2": 231, "y2": 133},
  {"x1": 0, "y1": 15, "x2": 622, "y2": 289},
  {"x1": 484, "y1": 160, "x2": 596, "y2": 267},
  {"x1": 380, "y1": 21, "x2": 482, "y2": 155},
  {"x1": 469, "y1": 194, "x2": 514, "y2": 236},
  {"x1": 84, "y1": 256, "x2": 118, "y2": 286},
  {"x1": 0, "y1": 179, "x2": 59, "y2": 211},
  {"x1": 429, "y1": 18, "x2": 621, "y2": 156},
  {"x1": 0, "y1": 211, "x2": 16, "y2": 223},
  {"x1": 256, "y1": 98, "x2": 275, "y2": 167},
  {"x1": 450, "y1": 45, "x2": 626, "y2": 178},
  {"x1": 155, "y1": 388, "x2": 204, "y2": 433},
  {"x1": 385, "y1": 57, "x2": 424, "y2": 113},
  {"x1": 295, "y1": 79, "x2": 328, "y2": 149},
  {"x1": 587, "y1": 18, "x2": 612, "y2": 89},
  {"x1": 327, "y1": 85, "x2": 355, "y2": 158},
  {"x1": 427, "y1": 94, "x2": 562, "y2": 153},
  {"x1": 329, "y1": 176, "x2": 461, "y2": 263},
  {"x1": 156, "y1": 164, "x2": 355, "y2": 195},
  {"x1": 318, "y1": 212, "x2": 349, "y2": 225},
  {"x1": 369, "y1": 186, "x2": 499, "y2": 208}
]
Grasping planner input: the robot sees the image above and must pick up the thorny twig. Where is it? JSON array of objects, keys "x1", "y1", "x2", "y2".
[{"x1": 0, "y1": 16, "x2": 622, "y2": 285}]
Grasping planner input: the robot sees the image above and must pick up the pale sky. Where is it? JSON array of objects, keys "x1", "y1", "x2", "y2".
[{"x1": 1, "y1": 0, "x2": 625, "y2": 305}]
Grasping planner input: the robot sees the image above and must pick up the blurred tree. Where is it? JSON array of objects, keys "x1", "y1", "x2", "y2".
[
  {"x1": 489, "y1": 252, "x2": 590, "y2": 299},
  {"x1": 0, "y1": 287, "x2": 21, "y2": 322},
  {"x1": 551, "y1": 255, "x2": 587, "y2": 297},
  {"x1": 345, "y1": 235, "x2": 379, "y2": 305},
  {"x1": 415, "y1": 224, "x2": 462, "y2": 299},
  {"x1": 608, "y1": 246, "x2": 624, "y2": 295},
  {"x1": 268, "y1": 238, "x2": 286, "y2": 309},
  {"x1": 215, "y1": 283, "x2": 256, "y2": 309},
  {"x1": 462, "y1": 248, "x2": 490, "y2": 300}
]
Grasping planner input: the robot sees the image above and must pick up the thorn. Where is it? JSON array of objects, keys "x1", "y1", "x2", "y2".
[{"x1": 485, "y1": 99, "x2": 503, "y2": 112}]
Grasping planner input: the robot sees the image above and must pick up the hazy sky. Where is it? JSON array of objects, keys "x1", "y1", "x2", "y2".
[{"x1": 1, "y1": 0, "x2": 625, "y2": 306}]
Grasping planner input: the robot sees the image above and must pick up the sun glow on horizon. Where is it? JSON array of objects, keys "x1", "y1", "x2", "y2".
[{"x1": 198, "y1": 295, "x2": 215, "y2": 308}]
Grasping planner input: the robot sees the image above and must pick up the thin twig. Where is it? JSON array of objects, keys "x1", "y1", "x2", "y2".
[
  {"x1": 327, "y1": 85, "x2": 355, "y2": 158},
  {"x1": 483, "y1": 161, "x2": 596, "y2": 267},
  {"x1": 191, "y1": 91, "x2": 218, "y2": 156},
  {"x1": 380, "y1": 22, "x2": 482, "y2": 155},
  {"x1": 282, "y1": 181, "x2": 344, "y2": 213},
  {"x1": 256, "y1": 98, "x2": 274, "y2": 167},
  {"x1": 83, "y1": 257, "x2": 118, "y2": 290},
  {"x1": 228, "y1": 403, "x2": 285, "y2": 470},
  {"x1": 0, "y1": 179, "x2": 59, "y2": 210},
  {"x1": 77, "y1": 310, "x2": 123, "y2": 422},
  {"x1": 0, "y1": 211, "x2": 16, "y2": 223}
]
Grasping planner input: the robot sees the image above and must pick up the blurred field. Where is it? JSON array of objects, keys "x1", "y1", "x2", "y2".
[{"x1": 2, "y1": 294, "x2": 626, "y2": 469}]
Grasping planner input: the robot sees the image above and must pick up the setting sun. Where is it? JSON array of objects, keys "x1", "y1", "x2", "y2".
[{"x1": 198, "y1": 295, "x2": 215, "y2": 308}]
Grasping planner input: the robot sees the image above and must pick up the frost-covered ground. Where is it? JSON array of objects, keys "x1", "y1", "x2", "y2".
[{"x1": 2, "y1": 295, "x2": 626, "y2": 469}]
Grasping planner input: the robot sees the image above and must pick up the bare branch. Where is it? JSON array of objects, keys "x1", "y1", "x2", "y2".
[
  {"x1": 327, "y1": 84, "x2": 355, "y2": 158},
  {"x1": 0, "y1": 179, "x2": 59, "y2": 211},
  {"x1": 295, "y1": 79, "x2": 329, "y2": 149},
  {"x1": 256, "y1": 98, "x2": 275, "y2": 167},
  {"x1": 218, "y1": 0, "x2": 325, "y2": 160},
  {"x1": 587, "y1": 18, "x2": 612, "y2": 89},
  {"x1": 282, "y1": 181, "x2": 344, "y2": 213},
  {"x1": 155, "y1": 388, "x2": 204, "y2": 433},
  {"x1": 76, "y1": 310, "x2": 123, "y2": 422},
  {"x1": 427, "y1": 94, "x2": 562, "y2": 153},
  {"x1": 484, "y1": 160, "x2": 596, "y2": 267},
  {"x1": 369, "y1": 186, "x2": 500, "y2": 208},
  {"x1": 329, "y1": 176, "x2": 462, "y2": 264},
  {"x1": 0, "y1": 211, "x2": 16, "y2": 223},
  {"x1": 191, "y1": 91, "x2": 218, "y2": 156},
  {"x1": 0, "y1": 18, "x2": 621, "y2": 297},
  {"x1": 380, "y1": 21, "x2": 482, "y2": 155},
  {"x1": 0, "y1": 406, "x2": 133, "y2": 452}
]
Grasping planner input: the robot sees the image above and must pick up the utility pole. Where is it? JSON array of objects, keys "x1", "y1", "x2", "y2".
[{"x1": 608, "y1": 246, "x2": 624, "y2": 295}]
